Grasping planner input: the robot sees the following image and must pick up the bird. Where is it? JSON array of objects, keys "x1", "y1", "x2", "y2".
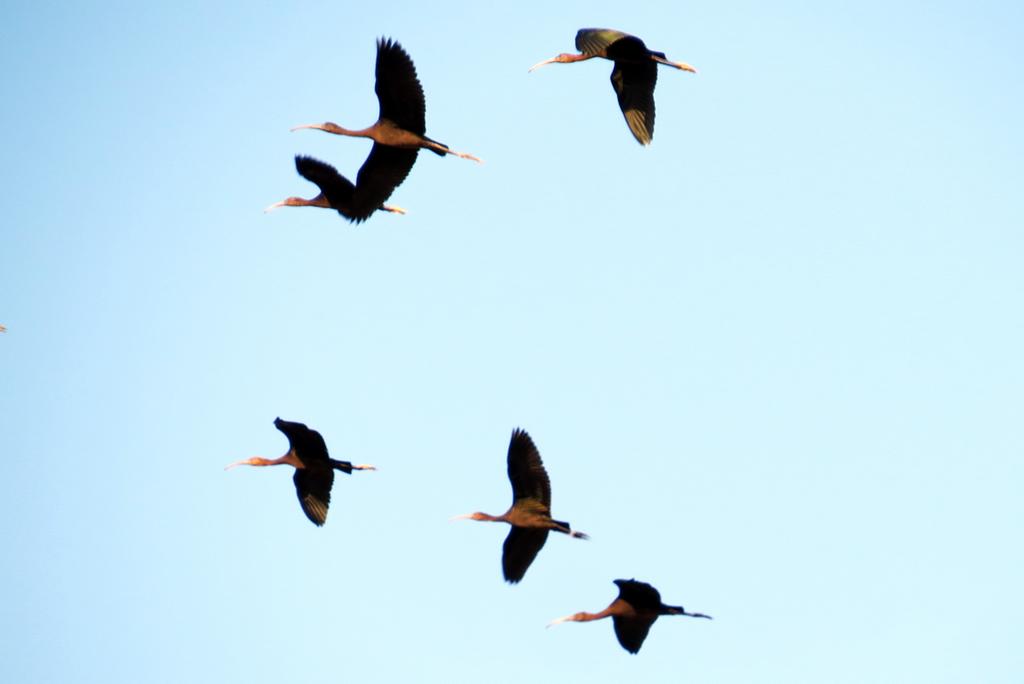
[
  {"x1": 264, "y1": 154, "x2": 408, "y2": 223},
  {"x1": 225, "y1": 418, "x2": 376, "y2": 526},
  {"x1": 292, "y1": 38, "x2": 481, "y2": 163},
  {"x1": 528, "y1": 28, "x2": 697, "y2": 145},
  {"x1": 451, "y1": 428, "x2": 588, "y2": 583},
  {"x1": 0, "y1": 324, "x2": 6, "y2": 333},
  {"x1": 548, "y1": 579, "x2": 712, "y2": 654}
]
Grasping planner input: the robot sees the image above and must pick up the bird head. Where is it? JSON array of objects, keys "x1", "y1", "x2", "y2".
[
  {"x1": 449, "y1": 512, "x2": 491, "y2": 522},
  {"x1": 290, "y1": 121, "x2": 345, "y2": 135},
  {"x1": 224, "y1": 457, "x2": 262, "y2": 470},
  {"x1": 546, "y1": 612, "x2": 589, "y2": 628},
  {"x1": 263, "y1": 195, "x2": 329, "y2": 213},
  {"x1": 528, "y1": 53, "x2": 581, "y2": 72}
]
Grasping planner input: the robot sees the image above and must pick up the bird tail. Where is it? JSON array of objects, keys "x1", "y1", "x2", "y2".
[
  {"x1": 664, "y1": 605, "x2": 712, "y2": 619},
  {"x1": 423, "y1": 135, "x2": 448, "y2": 157},
  {"x1": 329, "y1": 459, "x2": 354, "y2": 474},
  {"x1": 552, "y1": 519, "x2": 590, "y2": 539}
]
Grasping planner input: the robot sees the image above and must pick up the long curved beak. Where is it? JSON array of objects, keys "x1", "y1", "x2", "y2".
[
  {"x1": 263, "y1": 200, "x2": 287, "y2": 213},
  {"x1": 448, "y1": 513, "x2": 474, "y2": 522},
  {"x1": 528, "y1": 57, "x2": 558, "y2": 73},
  {"x1": 686, "y1": 611, "x2": 713, "y2": 619},
  {"x1": 546, "y1": 615, "x2": 573, "y2": 629},
  {"x1": 289, "y1": 123, "x2": 324, "y2": 132},
  {"x1": 224, "y1": 459, "x2": 248, "y2": 471}
]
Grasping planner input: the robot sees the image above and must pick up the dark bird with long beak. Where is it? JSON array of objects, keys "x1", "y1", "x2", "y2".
[
  {"x1": 529, "y1": 28, "x2": 697, "y2": 145},
  {"x1": 548, "y1": 579, "x2": 711, "y2": 654},
  {"x1": 452, "y1": 428, "x2": 588, "y2": 583},
  {"x1": 226, "y1": 418, "x2": 376, "y2": 526},
  {"x1": 292, "y1": 38, "x2": 481, "y2": 163},
  {"x1": 264, "y1": 155, "x2": 408, "y2": 223}
]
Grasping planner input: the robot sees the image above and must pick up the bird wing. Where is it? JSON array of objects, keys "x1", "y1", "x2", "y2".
[
  {"x1": 610, "y1": 60, "x2": 657, "y2": 145},
  {"x1": 294, "y1": 155, "x2": 358, "y2": 216},
  {"x1": 612, "y1": 614, "x2": 657, "y2": 654},
  {"x1": 351, "y1": 144, "x2": 418, "y2": 218},
  {"x1": 575, "y1": 28, "x2": 634, "y2": 57},
  {"x1": 506, "y1": 428, "x2": 551, "y2": 507},
  {"x1": 375, "y1": 38, "x2": 426, "y2": 135},
  {"x1": 501, "y1": 526, "x2": 549, "y2": 583},
  {"x1": 614, "y1": 578, "x2": 664, "y2": 610},
  {"x1": 293, "y1": 464, "x2": 335, "y2": 526},
  {"x1": 275, "y1": 414, "x2": 331, "y2": 464}
]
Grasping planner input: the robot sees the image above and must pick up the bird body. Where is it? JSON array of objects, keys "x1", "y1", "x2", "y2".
[
  {"x1": 453, "y1": 428, "x2": 588, "y2": 583},
  {"x1": 548, "y1": 579, "x2": 711, "y2": 654},
  {"x1": 292, "y1": 38, "x2": 480, "y2": 163},
  {"x1": 225, "y1": 418, "x2": 376, "y2": 526},
  {"x1": 528, "y1": 28, "x2": 697, "y2": 145}
]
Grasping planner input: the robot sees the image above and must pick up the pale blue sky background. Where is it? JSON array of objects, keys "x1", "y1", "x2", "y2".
[{"x1": 2, "y1": 1, "x2": 1022, "y2": 682}]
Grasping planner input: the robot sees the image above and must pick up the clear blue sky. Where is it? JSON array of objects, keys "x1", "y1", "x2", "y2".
[{"x1": 2, "y1": 1, "x2": 1023, "y2": 682}]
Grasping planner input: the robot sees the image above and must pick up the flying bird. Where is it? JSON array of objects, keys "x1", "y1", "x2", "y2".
[
  {"x1": 0, "y1": 324, "x2": 6, "y2": 333},
  {"x1": 548, "y1": 579, "x2": 711, "y2": 654},
  {"x1": 529, "y1": 28, "x2": 697, "y2": 145},
  {"x1": 225, "y1": 418, "x2": 376, "y2": 526},
  {"x1": 292, "y1": 38, "x2": 481, "y2": 163},
  {"x1": 452, "y1": 428, "x2": 588, "y2": 583},
  {"x1": 264, "y1": 154, "x2": 408, "y2": 223}
]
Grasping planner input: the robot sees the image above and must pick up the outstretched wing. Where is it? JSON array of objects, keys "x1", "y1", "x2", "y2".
[
  {"x1": 506, "y1": 428, "x2": 551, "y2": 507},
  {"x1": 501, "y1": 526, "x2": 549, "y2": 583},
  {"x1": 351, "y1": 144, "x2": 418, "y2": 219},
  {"x1": 293, "y1": 464, "x2": 335, "y2": 526},
  {"x1": 612, "y1": 614, "x2": 657, "y2": 654},
  {"x1": 610, "y1": 60, "x2": 657, "y2": 145},
  {"x1": 274, "y1": 415, "x2": 331, "y2": 465},
  {"x1": 294, "y1": 155, "x2": 356, "y2": 212},
  {"x1": 614, "y1": 578, "x2": 664, "y2": 610},
  {"x1": 375, "y1": 38, "x2": 426, "y2": 135},
  {"x1": 575, "y1": 28, "x2": 635, "y2": 57}
]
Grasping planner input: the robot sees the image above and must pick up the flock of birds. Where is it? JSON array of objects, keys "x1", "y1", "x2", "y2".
[
  {"x1": 265, "y1": 29, "x2": 696, "y2": 223},
  {"x1": 237, "y1": 28, "x2": 709, "y2": 656}
]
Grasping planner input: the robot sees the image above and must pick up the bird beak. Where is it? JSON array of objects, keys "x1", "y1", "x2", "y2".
[
  {"x1": 546, "y1": 615, "x2": 572, "y2": 629},
  {"x1": 290, "y1": 123, "x2": 325, "y2": 132},
  {"x1": 263, "y1": 200, "x2": 287, "y2": 213},
  {"x1": 527, "y1": 57, "x2": 558, "y2": 73},
  {"x1": 676, "y1": 62, "x2": 698, "y2": 73},
  {"x1": 448, "y1": 513, "x2": 474, "y2": 522},
  {"x1": 353, "y1": 464, "x2": 378, "y2": 471},
  {"x1": 224, "y1": 459, "x2": 247, "y2": 471}
]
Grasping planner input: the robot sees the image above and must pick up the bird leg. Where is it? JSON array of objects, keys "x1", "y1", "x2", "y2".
[
  {"x1": 421, "y1": 139, "x2": 482, "y2": 164},
  {"x1": 651, "y1": 55, "x2": 698, "y2": 73},
  {"x1": 380, "y1": 204, "x2": 406, "y2": 215},
  {"x1": 551, "y1": 520, "x2": 590, "y2": 539},
  {"x1": 351, "y1": 463, "x2": 377, "y2": 471},
  {"x1": 663, "y1": 604, "x2": 712, "y2": 619}
]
